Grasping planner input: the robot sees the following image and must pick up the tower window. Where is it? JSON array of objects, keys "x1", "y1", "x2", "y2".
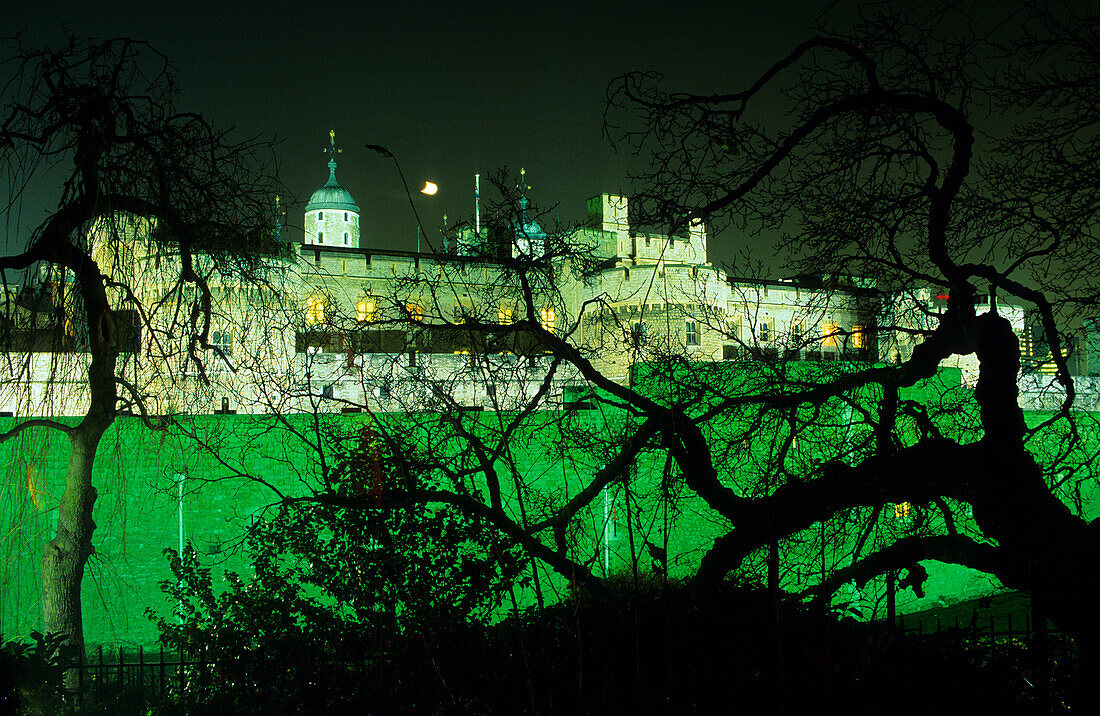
[
  {"x1": 317, "y1": 231, "x2": 323, "y2": 243},
  {"x1": 318, "y1": 212, "x2": 323, "y2": 220},
  {"x1": 344, "y1": 232, "x2": 348, "y2": 245},
  {"x1": 344, "y1": 212, "x2": 348, "y2": 221}
]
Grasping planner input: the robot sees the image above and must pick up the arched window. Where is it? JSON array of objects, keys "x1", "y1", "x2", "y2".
[
  {"x1": 344, "y1": 232, "x2": 348, "y2": 245},
  {"x1": 405, "y1": 302, "x2": 423, "y2": 322},
  {"x1": 540, "y1": 306, "x2": 556, "y2": 334},
  {"x1": 318, "y1": 212, "x2": 323, "y2": 220},
  {"x1": 305, "y1": 296, "x2": 326, "y2": 324},
  {"x1": 344, "y1": 212, "x2": 348, "y2": 221},
  {"x1": 356, "y1": 299, "x2": 376, "y2": 322},
  {"x1": 317, "y1": 231, "x2": 323, "y2": 244}
]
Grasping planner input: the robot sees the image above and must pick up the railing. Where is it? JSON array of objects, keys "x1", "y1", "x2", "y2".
[
  {"x1": 68, "y1": 645, "x2": 382, "y2": 709},
  {"x1": 897, "y1": 612, "x2": 1060, "y2": 644}
]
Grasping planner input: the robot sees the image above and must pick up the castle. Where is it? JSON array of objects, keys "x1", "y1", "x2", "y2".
[
  {"x1": 2, "y1": 138, "x2": 1096, "y2": 645},
  {"x1": 3, "y1": 133, "x2": 1060, "y2": 420}
]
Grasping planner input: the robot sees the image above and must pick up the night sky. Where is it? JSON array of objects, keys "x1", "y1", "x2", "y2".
[{"x1": 9, "y1": 1, "x2": 866, "y2": 265}]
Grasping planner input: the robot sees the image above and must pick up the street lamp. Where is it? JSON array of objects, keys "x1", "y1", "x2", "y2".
[{"x1": 365, "y1": 144, "x2": 437, "y2": 254}]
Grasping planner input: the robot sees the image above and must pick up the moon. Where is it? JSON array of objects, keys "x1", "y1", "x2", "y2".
[{"x1": 420, "y1": 181, "x2": 438, "y2": 196}]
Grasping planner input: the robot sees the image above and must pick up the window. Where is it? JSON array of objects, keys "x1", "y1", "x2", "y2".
[
  {"x1": 624, "y1": 268, "x2": 630, "y2": 281},
  {"x1": 322, "y1": 384, "x2": 334, "y2": 400},
  {"x1": 894, "y1": 502, "x2": 912, "y2": 520},
  {"x1": 790, "y1": 322, "x2": 803, "y2": 344},
  {"x1": 317, "y1": 231, "x2": 323, "y2": 244},
  {"x1": 318, "y1": 212, "x2": 323, "y2": 220},
  {"x1": 758, "y1": 321, "x2": 771, "y2": 342},
  {"x1": 498, "y1": 306, "x2": 514, "y2": 324},
  {"x1": 305, "y1": 296, "x2": 326, "y2": 324},
  {"x1": 852, "y1": 324, "x2": 866, "y2": 349},
  {"x1": 686, "y1": 320, "x2": 700, "y2": 346},
  {"x1": 645, "y1": 236, "x2": 651, "y2": 247},
  {"x1": 343, "y1": 232, "x2": 349, "y2": 245},
  {"x1": 344, "y1": 212, "x2": 348, "y2": 221},
  {"x1": 408, "y1": 351, "x2": 418, "y2": 367},
  {"x1": 823, "y1": 322, "x2": 839, "y2": 347},
  {"x1": 356, "y1": 299, "x2": 375, "y2": 322},
  {"x1": 540, "y1": 306, "x2": 556, "y2": 334},
  {"x1": 406, "y1": 303, "x2": 423, "y2": 322},
  {"x1": 728, "y1": 318, "x2": 741, "y2": 341},
  {"x1": 211, "y1": 330, "x2": 233, "y2": 358},
  {"x1": 632, "y1": 321, "x2": 648, "y2": 346}
]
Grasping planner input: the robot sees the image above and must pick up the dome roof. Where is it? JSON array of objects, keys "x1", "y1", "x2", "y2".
[{"x1": 306, "y1": 160, "x2": 359, "y2": 212}]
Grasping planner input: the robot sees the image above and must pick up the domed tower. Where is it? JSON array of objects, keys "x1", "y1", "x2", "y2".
[{"x1": 304, "y1": 130, "x2": 360, "y2": 248}]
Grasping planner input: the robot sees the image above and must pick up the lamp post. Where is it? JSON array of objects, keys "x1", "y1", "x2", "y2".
[{"x1": 365, "y1": 144, "x2": 437, "y2": 254}]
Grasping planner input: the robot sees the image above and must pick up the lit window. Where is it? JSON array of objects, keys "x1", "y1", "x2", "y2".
[
  {"x1": 498, "y1": 306, "x2": 514, "y2": 324},
  {"x1": 540, "y1": 306, "x2": 556, "y2": 334},
  {"x1": 894, "y1": 502, "x2": 912, "y2": 520},
  {"x1": 356, "y1": 299, "x2": 375, "y2": 322},
  {"x1": 305, "y1": 296, "x2": 326, "y2": 324},
  {"x1": 686, "y1": 320, "x2": 700, "y2": 346},
  {"x1": 823, "y1": 322, "x2": 839, "y2": 347},
  {"x1": 853, "y1": 325, "x2": 866, "y2": 349},
  {"x1": 406, "y1": 303, "x2": 423, "y2": 322}
]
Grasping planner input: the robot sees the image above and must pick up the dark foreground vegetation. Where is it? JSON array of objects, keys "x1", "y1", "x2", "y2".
[{"x1": 3, "y1": 583, "x2": 1084, "y2": 715}]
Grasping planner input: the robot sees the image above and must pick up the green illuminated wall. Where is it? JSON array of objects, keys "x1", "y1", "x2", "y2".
[{"x1": 2, "y1": 366, "x2": 1097, "y2": 647}]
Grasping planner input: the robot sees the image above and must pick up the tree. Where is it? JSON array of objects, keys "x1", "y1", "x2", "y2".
[
  {"x1": 0, "y1": 37, "x2": 280, "y2": 665},
  {"x1": 604, "y1": 0, "x2": 1097, "y2": 658},
  {"x1": 233, "y1": 2, "x2": 1100, "y2": 688}
]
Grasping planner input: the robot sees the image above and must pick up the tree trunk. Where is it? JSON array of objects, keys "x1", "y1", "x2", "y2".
[{"x1": 41, "y1": 426, "x2": 105, "y2": 690}]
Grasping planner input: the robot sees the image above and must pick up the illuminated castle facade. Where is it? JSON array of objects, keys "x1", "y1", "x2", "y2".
[{"x1": 3, "y1": 137, "x2": 1069, "y2": 420}]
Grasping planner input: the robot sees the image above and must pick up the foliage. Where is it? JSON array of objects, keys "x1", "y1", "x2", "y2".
[
  {"x1": 0, "y1": 632, "x2": 79, "y2": 715},
  {"x1": 147, "y1": 425, "x2": 523, "y2": 710}
]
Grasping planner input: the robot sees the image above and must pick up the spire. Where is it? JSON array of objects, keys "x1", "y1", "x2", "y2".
[
  {"x1": 517, "y1": 167, "x2": 530, "y2": 220},
  {"x1": 274, "y1": 195, "x2": 284, "y2": 241}
]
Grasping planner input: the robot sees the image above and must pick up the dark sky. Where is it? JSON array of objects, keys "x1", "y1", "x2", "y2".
[{"x1": 8, "y1": 0, "x2": 860, "y2": 265}]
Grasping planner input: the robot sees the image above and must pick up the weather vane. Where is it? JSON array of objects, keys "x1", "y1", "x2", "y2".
[
  {"x1": 324, "y1": 129, "x2": 342, "y2": 165},
  {"x1": 517, "y1": 167, "x2": 530, "y2": 197}
]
